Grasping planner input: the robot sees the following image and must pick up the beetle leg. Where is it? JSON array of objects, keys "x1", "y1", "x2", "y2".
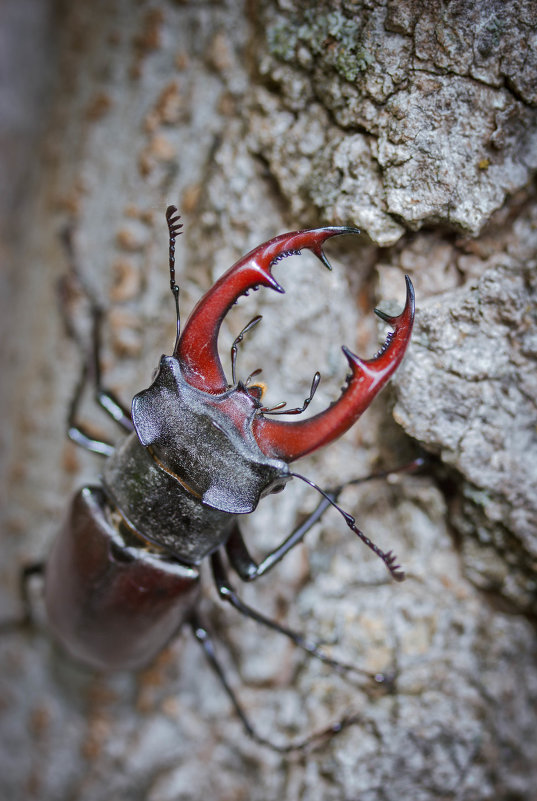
[
  {"x1": 0, "y1": 562, "x2": 44, "y2": 633},
  {"x1": 189, "y1": 612, "x2": 270, "y2": 747},
  {"x1": 67, "y1": 354, "x2": 115, "y2": 457},
  {"x1": 291, "y1": 471, "x2": 405, "y2": 581},
  {"x1": 89, "y1": 305, "x2": 134, "y2": 432},
  {"x1": 226, "y1": 457, "x2": 424, "y2": 582},
  {"x1": 225, "y1": 502, "x2": 335, "y2": 581},
  {"x1": 211, "y1": 551, "x2": 378, "y2": 683},
  {"x1": 59, "y1": 226, "x2": 133, "y2": 437},
  {"x1": 67, "y1": 306, "x2": 133, "y2": 455},
  {"x1": 191, "y1": 611, "x2": 373, "y2": 753}
]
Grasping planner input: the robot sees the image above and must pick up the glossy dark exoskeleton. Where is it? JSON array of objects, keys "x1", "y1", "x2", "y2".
[{"x1": 43, "y1": 208, "x2": 415, "y2": 750}]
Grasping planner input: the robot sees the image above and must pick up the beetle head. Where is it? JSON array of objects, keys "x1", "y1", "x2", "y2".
[
  {"x1": 132, "y1": 356, "x2": 290, "y2": 514},
  {"x1": 133, "y1": 222, "x2": 414, "y2": 514}
]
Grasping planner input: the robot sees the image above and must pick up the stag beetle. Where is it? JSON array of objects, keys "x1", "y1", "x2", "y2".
[{"x1": 38, "y1": 208, "x2": 415, "y2": 750}]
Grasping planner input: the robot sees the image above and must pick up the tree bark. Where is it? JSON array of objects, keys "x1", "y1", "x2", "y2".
[{"x1": 1, "y1": 1, "x2": 536, "y2": 799}]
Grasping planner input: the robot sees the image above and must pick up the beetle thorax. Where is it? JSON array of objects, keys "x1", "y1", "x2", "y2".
[{"x1": 131, "y1": 356, "x2": 290, "y2": 514}]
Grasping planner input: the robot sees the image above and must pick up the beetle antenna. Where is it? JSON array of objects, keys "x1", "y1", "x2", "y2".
[
  {"x1": 289, "y1": 471, "x2": 405, "y2": 581},
  {"x1": 261, "y1": 371, "x2": 321, "y2": 415},
  {"x1": 261, "y1": 400, "x2": 287, "y2": 413},
  {"x1": 245, "y1": 367, "x2": 263, "y2": 386},
  {"x1": 166, "y1": 205, "x2": 183, "y2": 350},
  {"x1": 230, "y1": 315, "x2": 263, "y2": 386}
]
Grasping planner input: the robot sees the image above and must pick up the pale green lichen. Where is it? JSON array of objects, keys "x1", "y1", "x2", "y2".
[{"x1": 268, "y1": 9, "x2": 372, "y2": 82}]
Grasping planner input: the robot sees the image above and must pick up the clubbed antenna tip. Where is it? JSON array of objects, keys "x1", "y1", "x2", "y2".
[
  {"x1": 166, "y1": 205, "x2": 183, "y2": 348},
  {"x1": 290, "y1": 471, "x2": 406, "y2": 582}
]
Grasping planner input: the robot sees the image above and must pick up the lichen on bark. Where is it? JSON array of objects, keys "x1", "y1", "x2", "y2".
[{"x1": 254, "y1": 0, "x2": 537, "y2": 243}]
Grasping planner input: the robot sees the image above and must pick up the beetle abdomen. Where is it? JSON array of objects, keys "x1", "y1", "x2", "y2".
[{"x1": 44, "y1": 486, "x2": 200, "y2": 671}]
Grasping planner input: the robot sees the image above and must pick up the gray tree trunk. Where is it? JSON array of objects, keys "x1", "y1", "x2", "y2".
[{"x1": 1, "y1": 1, "x2": 536, "y2": 799}]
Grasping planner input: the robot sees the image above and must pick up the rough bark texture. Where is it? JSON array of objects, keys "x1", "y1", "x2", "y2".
[{"x1": 1, "y1": 1, "x2": 536, "y2": 800}]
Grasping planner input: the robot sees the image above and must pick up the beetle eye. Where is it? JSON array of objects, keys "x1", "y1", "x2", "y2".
[{"x1": 247, "y1": 383, "x2": 265, "y2": 401}]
